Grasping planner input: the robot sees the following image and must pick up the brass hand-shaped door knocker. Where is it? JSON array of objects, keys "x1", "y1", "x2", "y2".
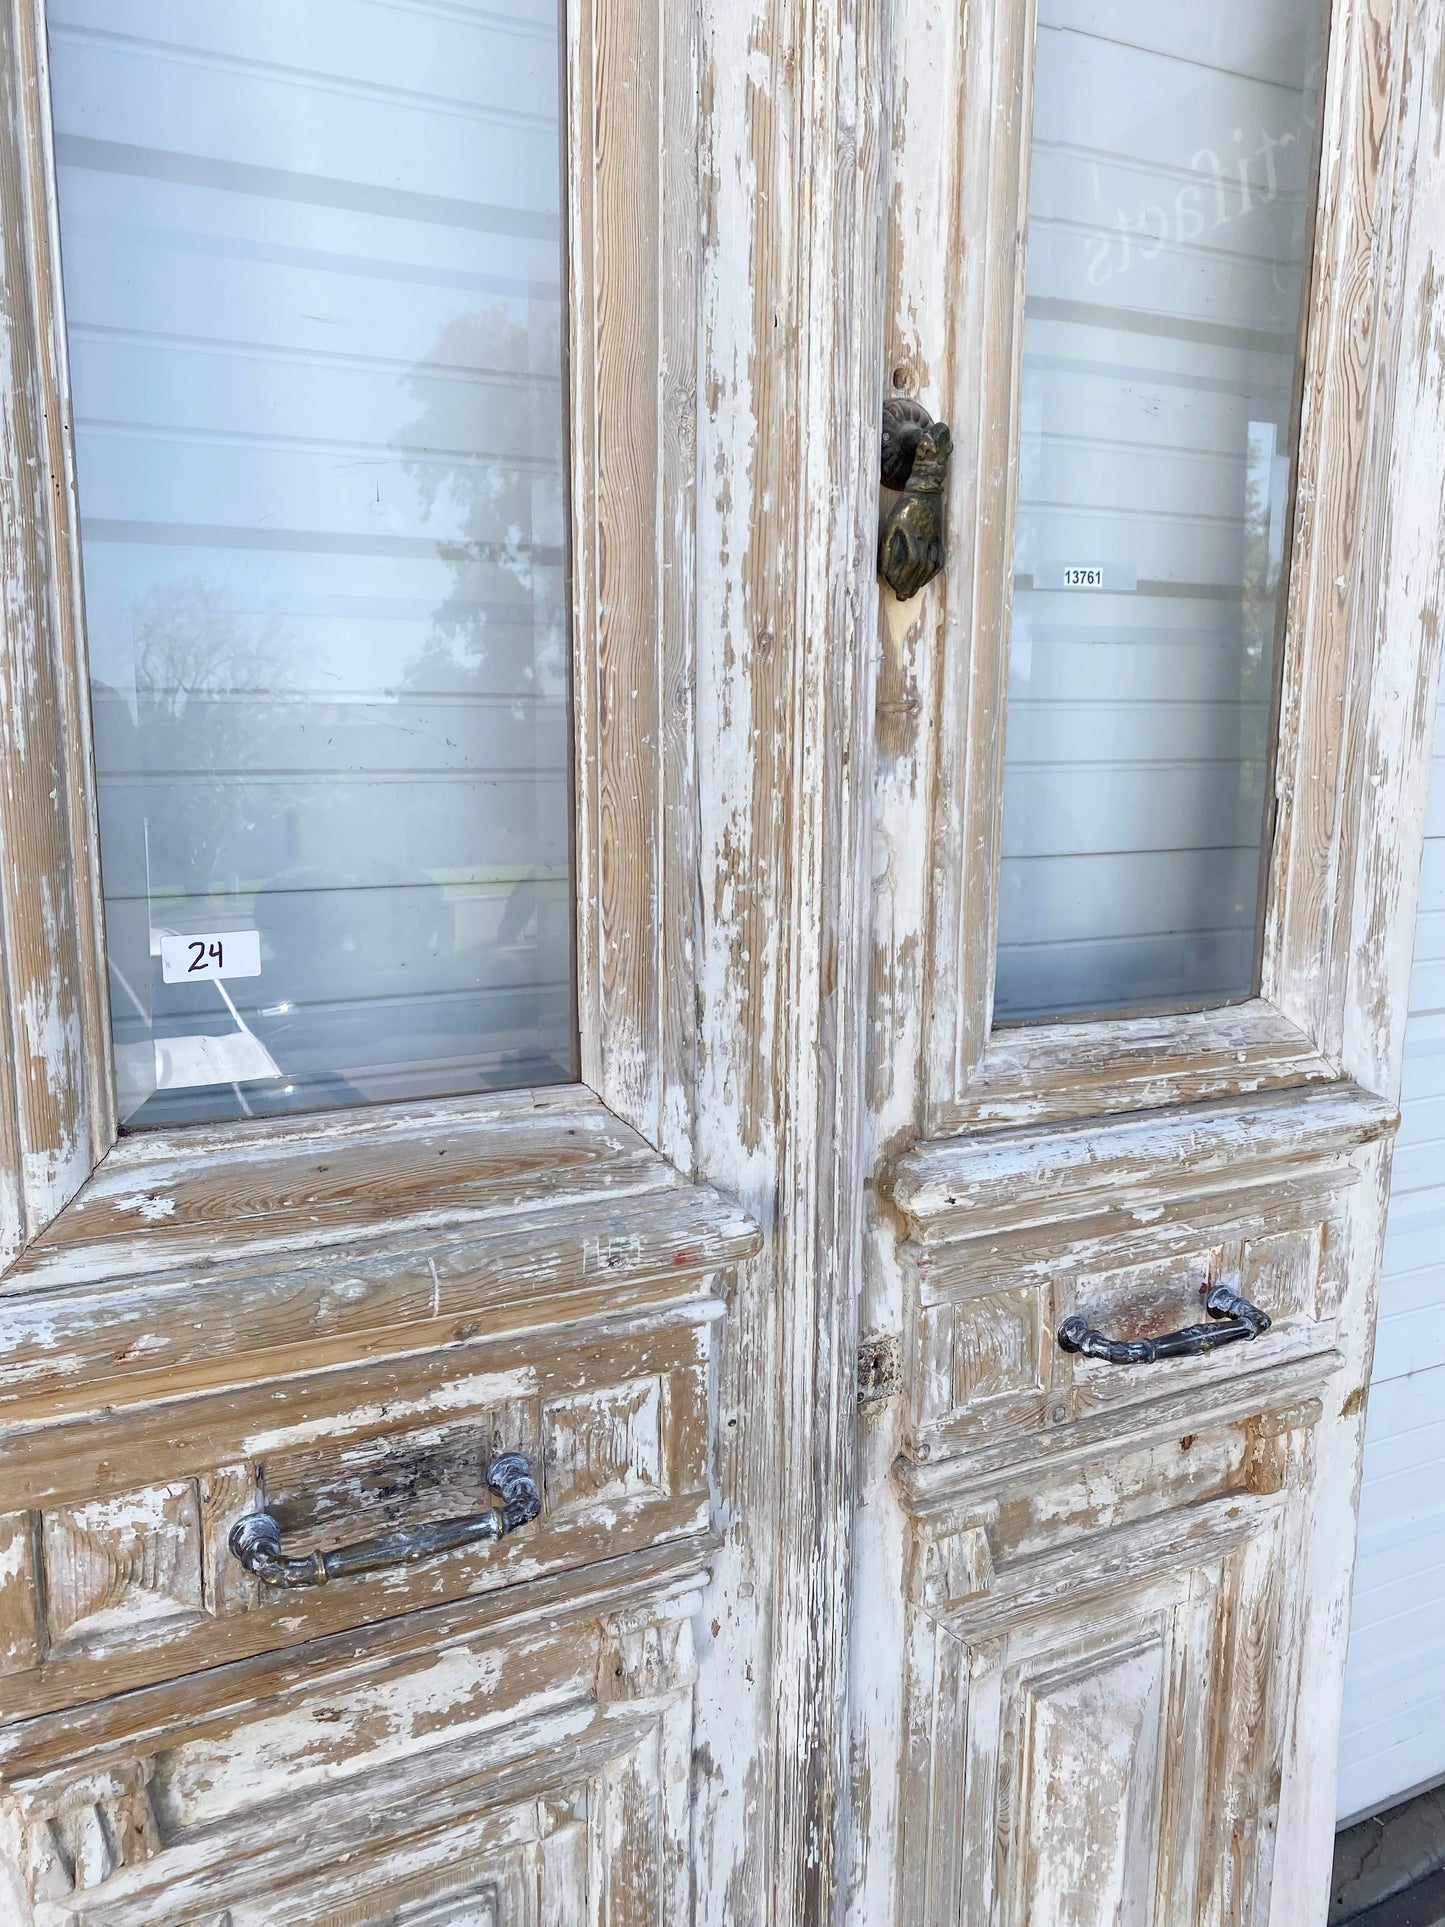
[{"x1": 878, "y1": 397, "x2": 952, "y2": 601}]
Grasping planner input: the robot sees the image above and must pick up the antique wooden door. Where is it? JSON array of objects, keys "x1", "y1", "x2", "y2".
[
  {"x1": 0, "y1": 0, "x2": 1443, "y2": 1922},
  {"x1": 847, "y1": 0, "x2": 1445, "y2": 1922},
  {"x1": 0, "y1": 0, "x2": 768, "y2": 1920}
]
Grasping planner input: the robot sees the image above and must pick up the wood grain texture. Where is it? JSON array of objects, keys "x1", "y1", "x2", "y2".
[
  {"x1": 40, "y1": 1484, "x2": 205, "y2": 1654},
  {"x1": 888, "y1": 1081, "x2": 1394, "y2": 1243},
  {"x1": 0, "y1": 1547, "x2": 698, "y2": 1780},
  {"x1": 0, "y1": 1314, "x2": 721, "y2": 1724},
  {"x1": 0, "y1": 1578, "x2": 702, "y2": 1925},
  {"x1": 1265, "y1": 0, "x2": 1410, "y2": 1057},
  {"x1": 959, "y1": 1001, "x2": 1337, "y2": 1130},
  {"x1": 0, "y1": 1512, "x2": 37, "y2": 1674},
  {"x1": 5, "y1": 1087, "x2": 662, "y2": 1290},
  {"x1": 0, "y1": 0, "x2": 112, "y2": 1274},
  {"x1": 569, "y1": 0, "x2": 700, "y2": 1167},
  {"x1": 1270, "y1": 0, "x2": 1445, "y2": 1908},
  {"x1": 684, "y1": 0, "x2": 886, "y2": 1916},
  {"x1": 0, "y1": 1129, "x2": 756, "y2": 1424}
]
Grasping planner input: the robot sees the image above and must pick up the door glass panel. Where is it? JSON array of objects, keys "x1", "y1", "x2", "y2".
[
  {"x1": 47, "y1": 0, "x2": 574, "y2": 1126},
  {"x1": 995, "y1": 0, "x2": 1327, "y2": 1023}
]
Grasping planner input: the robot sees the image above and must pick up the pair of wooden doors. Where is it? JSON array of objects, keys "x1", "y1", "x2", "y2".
[{"x1": 0, "y1": 0, "x2": 1442, "y2": 1922}]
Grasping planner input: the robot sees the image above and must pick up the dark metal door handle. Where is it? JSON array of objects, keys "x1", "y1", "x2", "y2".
[
  {"x1": 228, "y1": 1451, "x2": 541, "y2": 1589},
  {"x1": 1057, "y1": 1282, "x2": 1272, "y2": 1366}
]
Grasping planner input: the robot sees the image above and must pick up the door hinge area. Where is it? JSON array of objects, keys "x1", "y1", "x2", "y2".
[{"x1": 857, "y1": 1331, "x2": 902, "y2": 1411}]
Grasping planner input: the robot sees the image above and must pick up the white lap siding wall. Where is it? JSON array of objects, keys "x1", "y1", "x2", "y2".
[{"x1": 1338, "y1": 685, "x2": 1445, "y2": 1824}]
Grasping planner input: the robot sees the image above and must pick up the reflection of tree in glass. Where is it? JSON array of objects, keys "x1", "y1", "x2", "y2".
[
  {"x1": 393, "y1": 302, "x2": 567, "y2": 703},
  {"x1": 380, "y1": 300, "x2": 573, "y2": 1073},
  {"x1": 131, "y1": 577, "x2": 297, "y2": 895}
]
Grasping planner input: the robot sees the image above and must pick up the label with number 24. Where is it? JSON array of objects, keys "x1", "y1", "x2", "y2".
[{"x1": 159, "y1": 929, "x2": 262, "y2": 984}]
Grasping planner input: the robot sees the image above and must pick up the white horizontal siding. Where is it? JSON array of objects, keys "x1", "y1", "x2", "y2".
[{"x1": 1338, "y1": 696, "x2": 1445, "y2": 1824}]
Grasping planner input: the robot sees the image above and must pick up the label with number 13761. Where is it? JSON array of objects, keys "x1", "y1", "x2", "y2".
[{"x1": 159, "y1": 930, "x2": 262, "y2": 984}]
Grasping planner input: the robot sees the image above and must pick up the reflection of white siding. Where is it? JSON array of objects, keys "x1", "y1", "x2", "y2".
[
  {"x1": 48, "y1": 0, "x2": 574, "y2": 1123},
  {"x1": 997, "y1": 0, "x2": 1325, "y2": 1023},
  {"x1": 1338, "y1": 694, "x2": 1445, "y2": 1824}
]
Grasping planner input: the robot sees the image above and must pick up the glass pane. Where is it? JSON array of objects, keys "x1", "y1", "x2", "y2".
[
  {"x1": 47, "y1": 0, "x2": 575, "y2": 1126},
  {"x1": 995, "y1": 0, "x2": 1327, "y2": 1023}
]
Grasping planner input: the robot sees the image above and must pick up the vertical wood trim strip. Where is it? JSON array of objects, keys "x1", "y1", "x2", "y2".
[
  {"x1": 1264, "y1": 0, "x2": 1409, "y2": 1056},
  {"x1": 16, "y1": 0, "x2": 109, "y2": 1171},
  {"x1": 567, "y1": 0, "x2": 603, "y2": 1118},
  {"x1": 0, "y1": 0, "x2": 113, "y2": 1272},
  {"x1": 570, "y1": 0, "x2": 660, "y2": 1135},
  {"x1": 569, "y1": 0, "x2": 700, "y2": 1161},
  {"x1": 688, "y1": 0, "x2": 884, "y2": 1916},
  {"x1": 920, "y1": 0, "x2": 1037, "y2": 1124},
  {"x1": 769, "y1": 1, "x2": 884, "y2": 1912},
  {"x1": 655, "y1": 0, "x2": 703, "y2": 1171},
  {"x1": 1337, "y1": 10, "x2": 1445, "y2": 1105}
]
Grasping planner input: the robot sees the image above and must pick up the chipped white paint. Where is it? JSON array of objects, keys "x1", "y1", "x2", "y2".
[
  {"x1": 0, "y1": 1528, "x2": 26, "y2": 1589},
  {"x1": 106, "y1": 1194, "x2": 176, "y2": 1225},
  {"x1": 241, "y1": 1370, "x2": 540, "y2": 1458},
  {"x1": 0, "y1": 0, "x2": 1439, "y2": 1919},
  {"x1": 583, "y1": 1235, "x2": 646, "y2": 1276}
]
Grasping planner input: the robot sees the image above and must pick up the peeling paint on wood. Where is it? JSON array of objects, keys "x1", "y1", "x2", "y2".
[{"x1": 0, "y1": 0, "x2": 1441, "y2": 1914}]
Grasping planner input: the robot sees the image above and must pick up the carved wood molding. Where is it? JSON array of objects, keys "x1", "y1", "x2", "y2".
[
  {"x1": 3, "y1": 1759, "x2": 160, "y2": 1907},
  {"x1": 0, "y1": 1584, "x2": 700, "y2": 1924},
  {"x1": 885, "y1": 1081, "x2": 1395, "y2": 1249},
  {"x1": 0, "y1": 1103, "x2": 757, "y2": 1427},
  {"x1": 598, "y1": 1610, "x2": 698, "y2": 1707},
  {"x1": 0, "y1": 1313, "x2": 720, "y2": 1723}
]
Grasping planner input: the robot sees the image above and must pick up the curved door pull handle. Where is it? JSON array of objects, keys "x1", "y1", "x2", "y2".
[
  {"x1": 1057, "y1": 1282, "x2": 1272, "y2": 1366},
  {"x1": 229, "y1": 1451, "x2": 541, "y2": 1589},
  {"x1": 878, "y1": 397, "x2": 953, "y2": 601}
]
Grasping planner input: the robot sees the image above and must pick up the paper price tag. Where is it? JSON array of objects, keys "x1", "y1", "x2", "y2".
[
  {"x1": 159, "y1": 930, "x2": 262, "y2": 984},
  {"x1": 1032, "y1": 563, "x2": 1139, "y2": 592}
]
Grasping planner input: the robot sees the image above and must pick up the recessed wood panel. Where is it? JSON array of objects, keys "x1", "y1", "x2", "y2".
[
  {"x1": 894, "y1": 1091, "x2": 1357, "y2": 1459},
  {"x1": 41, "y1": 1483, "x2": 205, "y2": 1652},
  {"x1": 0, "y1": 1586, "x2": 693, "y2": 1925},
  {"x1": 900, "y1": 1494, "x2": 1295, "y2": 1925},
  {"x1": 0, "y1": 1309, "x2": 717, "y2": 1724},
  {"x1": 543, "y1": 1376, "x2": 666, "y2": 1513},
  {"x1": 1014, "y1": 1636, "x2": 1169, "y2": 1925},
  {"x1": 1243, "y1": 1224, "x2": 1323, "y2": 1322},
  {"x1": 1065, "y1": 1250, "x2": 1219, "y2": 1351},
  {"x1": 951, "y1": 1288, "x2": 1045, "y2": 1409}
]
